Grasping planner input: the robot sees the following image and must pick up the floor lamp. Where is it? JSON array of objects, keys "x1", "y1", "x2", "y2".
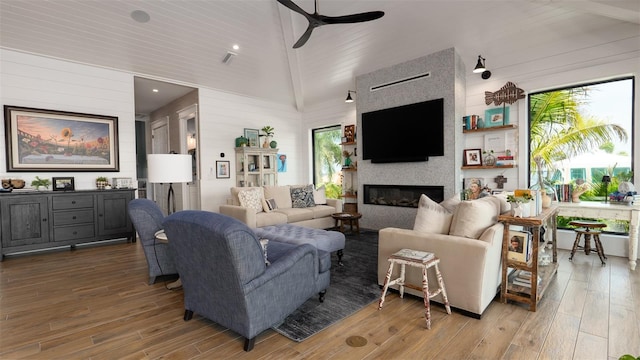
[{"x1": 147, "y1": 153, "x2": 193, "y2": 214}]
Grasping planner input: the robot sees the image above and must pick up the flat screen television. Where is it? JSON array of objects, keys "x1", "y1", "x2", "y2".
[{"x1": 362, "y1": 98, "x2": 444, "y2": 163}]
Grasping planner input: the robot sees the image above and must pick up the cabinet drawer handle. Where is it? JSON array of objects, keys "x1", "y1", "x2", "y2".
[
  {"x1": 42, "y1": 218, "x2": 47, "y2": 222},
  {"x1": 71, "y1": 201, "x2": 76, "y2": 204},
  {"x1": 73, "y1": 231, "x2": 77, "y2": 235},
  {"x1": 99, "y1": 214, "x2": 103, "y2": 217},
  {"x1": 72, "y1": 216, "x2": 77, "y2": 220}
]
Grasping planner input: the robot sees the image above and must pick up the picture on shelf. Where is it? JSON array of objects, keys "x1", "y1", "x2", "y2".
[
  {"x1": 343, "y1": 124, "x2": 355, "y2": 143},
  {"x1": 463, "y1": 149, "x2": 482, "y2": 166},
  {"x1": 507, "y1": 230, "x2": 531, "y2": 263},
  {"x1": 243, "y1": 128, "x2": 259, "y2": 148},
  {"x1": 484, "y1": 106, "x2": 510, "y2": 127},
  {"x1": 52, "y1": 177, "x2": 75, "y2": 191}
]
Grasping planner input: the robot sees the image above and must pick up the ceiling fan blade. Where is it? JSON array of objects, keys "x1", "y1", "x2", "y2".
[
  {"x1": 293, "y1": 24, "x2": 315, "y2": 49},
  {"x1": 322, "y1": 11, "x2": 385, "y2": 24},
  {"x1": 276, "y1": 0, "x2": 313, "y2": 19}
]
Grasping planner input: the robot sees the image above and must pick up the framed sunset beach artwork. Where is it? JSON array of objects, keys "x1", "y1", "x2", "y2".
[{"x1": 4, "y1": 106, "x2": 119, "y2": 172}]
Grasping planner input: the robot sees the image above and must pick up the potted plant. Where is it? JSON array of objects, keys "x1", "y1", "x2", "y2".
[
  {"x1": 507, "y1": 193, "x2": 534, "y2": 217},
  {"x1": 31, "y1": 176, "x2": 51, "y2": 190},
  {"x1": 96, "y1": 176, "x2": 110, "y2": 190},
  {"x1": 342, "y1": 150, "x2": 353, "y2": 167},
  {"x1": 260, "y1": 126, "x2": 275, "y2": 148}
]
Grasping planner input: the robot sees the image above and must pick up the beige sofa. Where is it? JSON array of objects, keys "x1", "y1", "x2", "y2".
[
  {"x1": 219, "y1": 185, "x2": 342, "y2": 229},
  {"x1": 377, "y1": 195, "x2": 507, "y2": 318}
]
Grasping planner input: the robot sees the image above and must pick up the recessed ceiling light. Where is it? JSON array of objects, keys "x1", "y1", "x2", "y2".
[
  {"x1": 152, "y1": 89, "x2": 159, "y2": 93},
  {"x1": 232, "y1": 44, "x2": 239, "y2": 50},
  {"x1": 131, "y1": 10, "x2": 150, "y2": 23}
]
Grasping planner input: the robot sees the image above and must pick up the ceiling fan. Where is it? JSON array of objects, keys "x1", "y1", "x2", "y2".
[{"x1": 276, "y1": 0, "x2": 384, "y2": 48}]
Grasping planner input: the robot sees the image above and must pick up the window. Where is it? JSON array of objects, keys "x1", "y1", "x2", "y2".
[
  {"x1": 312, "y1": 125, "x2": 342, "y2": 198},
  {"x1": 529, "y1": 77, "x2": 634, "y2": 233}
]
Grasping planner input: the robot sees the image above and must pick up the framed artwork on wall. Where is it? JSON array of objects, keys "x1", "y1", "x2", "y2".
[
  {"x1": 4, "y1": 105, "x2": 119, "y2": 172},
  {"x1": 216, "y1": 160, "x2": 230, "y2": 179}
]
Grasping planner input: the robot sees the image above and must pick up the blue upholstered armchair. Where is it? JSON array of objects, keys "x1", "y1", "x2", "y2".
[
  {"x1": 162, "y1": 210, "x2": 330, "y2": 351},
  {"x1": 128, "y1": 199, "x2": 178, "y2": 284}
]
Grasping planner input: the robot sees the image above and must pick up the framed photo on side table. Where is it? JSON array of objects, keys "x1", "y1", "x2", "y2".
[
  {"x1": 463, "y1": 149, "x2": 482, "y2": 166},
  {"x1": 52, "y1": 177, "x2": 75, "y2": 191}
]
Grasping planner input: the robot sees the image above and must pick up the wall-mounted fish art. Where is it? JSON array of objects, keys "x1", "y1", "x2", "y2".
[{"x1": 485, "y1": 81, "x2": 525, "y2": 106}]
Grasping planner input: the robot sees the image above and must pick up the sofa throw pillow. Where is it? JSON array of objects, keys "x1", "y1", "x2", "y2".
[
  {"x1": 413, "y1": 194, "x2": 453, "y2": 234},
  {"x1": 238, "y1": 188, "x2": 264, "y2": 214},
  {"x1": 439, "y1": 194, "x2": 461, "y2": 213},
  {"x1": 264, "y1": 185, "x2": 292, "y2": 209},
  {"x1": 449, "y1": 197, "x2": 499, "y2": 239},
  {"x1": 313, "y1": 185, "x2": 327, "y2": 205},
  {"x1": 291, "y1": 185, "x2": 316, "y2": 208},
  {"x1": 265, "y1": 198, "x2": 277, "y2": 211}
]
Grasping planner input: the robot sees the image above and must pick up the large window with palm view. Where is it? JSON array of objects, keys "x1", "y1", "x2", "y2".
[
  {"x1": 312, "y1": 125, "x2": 342, "y2": 198},
  {"x1": 528, "y1": 77, "x2": 634, "y2": 233}
]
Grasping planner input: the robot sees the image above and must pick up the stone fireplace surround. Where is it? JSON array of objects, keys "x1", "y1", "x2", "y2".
[{"x1": 363, "y1": 184, "x2": 444, "y2": 208}]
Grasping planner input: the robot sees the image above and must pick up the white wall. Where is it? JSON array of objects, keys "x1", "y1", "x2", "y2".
[
  {"x1": 0, "y1": 49, "x2": 307, "y2": 212},
  {"x1": 0, "y1": 49, "x2": 137, "y2": 188},
  {"x1": 197, "y1": 88, "x2": 304, "y2": 212}
]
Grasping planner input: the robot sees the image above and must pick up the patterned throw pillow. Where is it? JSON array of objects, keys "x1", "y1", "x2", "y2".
[
  {"x1": 238, "y1": 188, "x2": 264, "y2": 213},
  {"x1": 290, "y1": 185, "x2": 316, "y2": 208}
]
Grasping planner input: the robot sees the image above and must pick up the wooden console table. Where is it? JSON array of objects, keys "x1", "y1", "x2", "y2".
[
  {"x1": 556, "y1": 202, "x2": 639, "y2": 271},
  {"x1": 499, "y1": 205, "x2": 559, "y2": 311}
]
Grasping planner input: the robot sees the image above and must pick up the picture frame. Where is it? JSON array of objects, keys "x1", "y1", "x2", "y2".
[
  {"x1": 344, "y1": 124, "x2": 355, "y2": 143},
  {"x1": 244, "y1": 128, "x2": 259, "y2": 148},
  {"x1": 507, "y1": 230, "x2": 531, "y2": 262},
  {"x1": 52, "y1": 176, "x2": 75, "y2": 191},
  {"x1": 463, "y1": 149, "x2": 482, "y2": 166},
  {"x1": 263, "y1": 155, "x2": 271, "y2": 169},
  {"x1": 4, "y1": 105, "x2": 119, "y2": 172},
  {"x1": 216, "y1": 160, "x2": 230, "y2": 179},
  {"x1": 484, "y1": 106, "x2": 510, "y2": 127}
]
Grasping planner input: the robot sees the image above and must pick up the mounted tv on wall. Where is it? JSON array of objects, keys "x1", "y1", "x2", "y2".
[{"x1": 362, "y1": 98, "x2": 444, "y2": 163}]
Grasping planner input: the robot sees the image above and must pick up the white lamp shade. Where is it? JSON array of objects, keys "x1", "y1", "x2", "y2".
[{"x1": 147, "y1": 154, "x2": 192, "y2": 183}]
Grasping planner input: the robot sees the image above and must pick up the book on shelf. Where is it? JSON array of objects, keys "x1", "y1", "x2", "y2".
[{"x1": 511, "y1": 270, "x2": 541, "y2": 288}]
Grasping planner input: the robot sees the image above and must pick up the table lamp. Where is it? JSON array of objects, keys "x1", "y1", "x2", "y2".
[{"x1": 147, "y1": 153, "x2": 192, "y2": 214}]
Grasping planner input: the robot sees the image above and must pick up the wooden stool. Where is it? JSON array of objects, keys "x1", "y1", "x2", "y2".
[
  {"x1": 378, "y1": 249, "x2": 451, "y2": 329},
  {"x1": 569, "y1": 220, "x2": 607, "y2": 265}
]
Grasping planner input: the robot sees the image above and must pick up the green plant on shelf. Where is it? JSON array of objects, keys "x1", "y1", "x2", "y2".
[{"x1": 31, "y1": 176, "x2": 51, "y2": 190}]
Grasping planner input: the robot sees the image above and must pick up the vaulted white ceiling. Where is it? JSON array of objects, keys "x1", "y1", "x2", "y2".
[{"x1": 1, "y1": 0, "x2": 638, "y2": 114}]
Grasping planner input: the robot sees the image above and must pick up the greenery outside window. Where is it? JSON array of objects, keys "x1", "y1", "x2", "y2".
[
  {"x1": 312, "y1": 125, "x2": 342, "y2": 198},
  {"x1": 528, "y1": 77, "x2": 634, "y2": 234}
]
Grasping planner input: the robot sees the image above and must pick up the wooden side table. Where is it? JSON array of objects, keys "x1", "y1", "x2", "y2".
[
  {"x1": 378, "y1": 249, "x2": 451, "y2": 329},
  {"x1": 331, "y1": 212, "x2": 362, "y2": 235},
  {"x1": 154, "y1": 230, "x2": 182, "y2": 290}
]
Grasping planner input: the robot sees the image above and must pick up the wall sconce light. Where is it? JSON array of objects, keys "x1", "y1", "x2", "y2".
[
  {"x1": 473, "y1": 55, "x2": 492, "y2": 80},
  {"x1": 601, "y1": 175, "x2": 611, "y2": 203},
  {"x1": 345, "y1": 90, "x2": 356, "y2": 103}
]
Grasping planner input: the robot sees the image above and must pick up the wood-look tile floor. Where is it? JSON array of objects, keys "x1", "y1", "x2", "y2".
[{"x1": 1, "y1": 239, "x2": 638, "y2": 359}]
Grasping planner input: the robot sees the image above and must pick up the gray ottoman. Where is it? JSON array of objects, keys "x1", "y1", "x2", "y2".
[{"x1": 254, "y1": 224, "x2": 346, "y2": 265}]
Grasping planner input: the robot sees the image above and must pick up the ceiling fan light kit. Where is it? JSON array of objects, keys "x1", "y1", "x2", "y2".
[{"x1": 277, "y1": 0, "x2": 384, "y2": 48}]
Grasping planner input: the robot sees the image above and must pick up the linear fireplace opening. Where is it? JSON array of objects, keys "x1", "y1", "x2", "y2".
[{"x1": 363, "y1": 184, "x2": 444, "y2": 208}]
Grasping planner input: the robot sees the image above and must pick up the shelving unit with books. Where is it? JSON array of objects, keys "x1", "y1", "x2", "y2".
[{"x1": 498, "y1": 205, "x2": 559, "y2": 311}]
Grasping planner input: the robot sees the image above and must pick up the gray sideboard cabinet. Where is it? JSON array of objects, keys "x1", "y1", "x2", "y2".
[{"x1": 0, "y1": 189, "x2": 135, "y2": 260}]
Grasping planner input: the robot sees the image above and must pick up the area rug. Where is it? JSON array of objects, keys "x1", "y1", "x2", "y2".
[{"x1": 273, "y1": 229, "x2": 381, "y2": 342}]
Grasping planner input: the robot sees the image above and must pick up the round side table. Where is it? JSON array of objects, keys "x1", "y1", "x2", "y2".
[{"x1": 331, "y1": 212, "x2": 362, "y2": 235}]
